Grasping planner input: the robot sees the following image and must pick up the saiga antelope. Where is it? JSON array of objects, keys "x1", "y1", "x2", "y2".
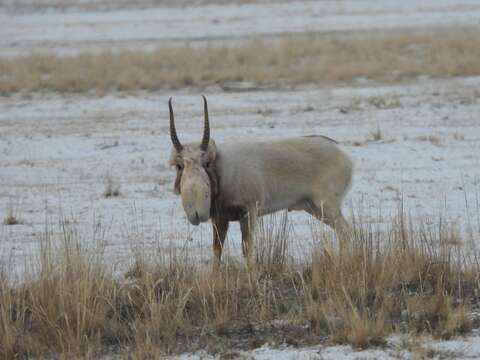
[{"x1": 168, "y1": 96, "x2": 353, "y2": 268}]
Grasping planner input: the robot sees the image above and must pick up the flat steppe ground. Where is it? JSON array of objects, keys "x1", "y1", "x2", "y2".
[
  {"x1": 2, "y1": 0, "x2": 480, "y2": 358},
  {"x1": 1, "y1": 77, "x2": 479, "y2": 273}
]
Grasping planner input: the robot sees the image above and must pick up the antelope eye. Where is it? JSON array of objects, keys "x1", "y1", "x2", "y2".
[{"x1": 176, "y1": 164, "x2": 183, "y2": 171}]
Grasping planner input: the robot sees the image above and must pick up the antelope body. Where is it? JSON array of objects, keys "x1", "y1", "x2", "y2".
[{"x1": 168, "y1": 97, "x2": 353, "y2": 268}]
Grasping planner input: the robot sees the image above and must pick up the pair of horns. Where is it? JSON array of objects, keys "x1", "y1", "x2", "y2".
[{"x1": 169, "y1": 96, "x2": 210, "y2": 152}]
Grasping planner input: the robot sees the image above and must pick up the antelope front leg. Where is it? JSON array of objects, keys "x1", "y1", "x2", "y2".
[
  {"x1": 212, "y1": 217, "x2": 229, "y2": 271},
  {"x1": 239, "y1": 207, "x2": 257, "y2": 267}
]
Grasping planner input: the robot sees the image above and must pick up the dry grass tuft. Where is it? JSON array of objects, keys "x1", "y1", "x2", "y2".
[
  {"x1": 1, "y1": 210, "x2": 480, "y2": 358},
  {"x1": 3, "y1": 200, "x2": 22, "y2": 225},
  {"x1": 369, "y1": 123, "x2": 384, "y2": 142},
  {"x1": 103, "y1": 176, "x2": 122, "y2": 198},
  {"x1": 453, "y1": 132, "x2": 465, "y2": 141},
  {"x1": 416, "y1": 135, "x2": 443, "y2": 147},
  {"x1": 3, "y1": 215, "x2": 19, "y2": 226},
  {"x1": 307, "y1": 215, "x2": 480, "y2": 348},
  {"x1": 1, "y1": 28, "x2": 480, "y2": 95},
  {"x1": 255, "y1": 211, "x2": 290, "y2": 274}
]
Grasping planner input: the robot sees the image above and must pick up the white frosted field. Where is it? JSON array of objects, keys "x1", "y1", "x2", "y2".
[
  {"x1": 1, "y1": 77, "x2": 480, "y2": 274},
  {"x1": 3, "y1": 78, "x2": 479, "y2": 358},
  {"x1": 2, "y1": 0, "x2": 480, "y2": 358},
  {"x1": 2, "y1": 0, "x2": 480, "y2": 56},
  {"x1": 173, "y1": 331, "x2": 480, "y2": 359}
]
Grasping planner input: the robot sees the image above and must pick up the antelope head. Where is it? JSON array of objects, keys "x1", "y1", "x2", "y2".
[{"x1": 168, "y1": 96, "x2": 217, "y2": 225}]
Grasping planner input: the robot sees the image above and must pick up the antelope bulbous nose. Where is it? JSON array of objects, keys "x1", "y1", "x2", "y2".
[{"x1": 188, "y1": 211, "x2": 200, "y2": 226}]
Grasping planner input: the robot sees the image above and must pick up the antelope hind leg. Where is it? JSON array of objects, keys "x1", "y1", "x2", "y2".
[
  {"x1": 307, "y1": 201, "x2": 352, "y2": 245},
  {"x1": 239, "y1": 207, "x2": 258, "y2": 267}
]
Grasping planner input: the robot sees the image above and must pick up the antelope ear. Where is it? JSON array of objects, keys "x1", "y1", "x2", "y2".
[
  {"x1": 201, "y1": 139, "x2": 218, "y2": 199},
  {"x1": 205, "y1": 154, "x2": 219, "y2": 200},
  {"x1": 173, "y1": 171, "x2": 182, "y2": 194},
  {"x1": 205, "y1": 139, "x2": 217, "y2": 162},
  {"x1": 169, "y1": 147, "x2": 181, "y2": 166}
]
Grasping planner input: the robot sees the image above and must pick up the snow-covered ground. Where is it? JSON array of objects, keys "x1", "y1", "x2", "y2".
[
  {"x1": 174, "y1": 331, "x2": 480, "y2": 359},
  {"x1": 1, "y1": 77, "x2": 480, "y2": 275},
  {"x1": 2, "y1": 0, "x2": 480, "y2": 56},
  {"x1": 2, "y1": 0, "x2": 480, "y2": 358}
]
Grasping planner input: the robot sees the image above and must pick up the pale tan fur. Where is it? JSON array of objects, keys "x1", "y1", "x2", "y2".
[
  {"x1": 169, "y1": 135, "x2": 353, "y2": 270},
  {"x1": 168, "y1": 97, "x2": 352, "y2": 269}
]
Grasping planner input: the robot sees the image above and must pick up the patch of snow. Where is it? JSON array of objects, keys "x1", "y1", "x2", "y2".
[
  {"x1": 170, "y1": 332, "x2": 480, "y2": 359},
  {"x1": 1, "y1": 76, "x2": 480, "y2": 277},
  {"x1": 1, "y1": 0, "x2": 480, "y2": 56}
]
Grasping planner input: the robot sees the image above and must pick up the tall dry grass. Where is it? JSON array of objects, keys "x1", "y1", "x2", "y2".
[
  {"x1": 1, "y1": 28, "x2": 480, "y2": 95},
  {"x1": 1, "y1": 210, "x2": 479, "y2": 358}
]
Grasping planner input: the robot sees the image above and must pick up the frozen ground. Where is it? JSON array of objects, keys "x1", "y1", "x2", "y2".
[
  {"x1": 2, "y1": 0, "x2": 480, "y2": 56},
  {"x1": 1, "y1": 76, "x2": 480, "y2": 276},
  {"x1": 173, "y1": 331, "x2": 480, "y2": 359},
  {"x1": 1, "y1": 1, "x2": 480, "y2": 357}
]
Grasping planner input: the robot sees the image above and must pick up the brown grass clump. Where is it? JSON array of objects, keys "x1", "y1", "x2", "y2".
[
  {"x1": 369, "y1": 123, "x2": 383, "y2": 142},
  {"x1": 3, "y1": 200, "x2": 22, "y2": 225},
  {"x1": 1, "y1": 211, "x2": 479, "y2": 358},
  {"x1": 3, "y1": 215, "x2": 19, "y2": 226},
  {"x1": 305, "y1": 215, "x2": 477, "y2": 349},
  {"x1": 416, "y1": 135, "x2": 443, "y2": 147},
  {"x1": 103, "y1": 176, "x2": 122, "y2": 198},
  {"x1": 0, "y1": 230, "x2": 117, "y2": 358},
  {"x1": 1, "y1": 28, "x2": 480, "y2": 95}
]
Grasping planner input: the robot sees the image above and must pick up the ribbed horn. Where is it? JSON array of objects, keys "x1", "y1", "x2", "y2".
[
  {"x1": 201, "y1": 95, "x2": 210, "y2": 151},
  {"x1": 169, "y1": 97, "x2": 183, "y2": 152}
]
